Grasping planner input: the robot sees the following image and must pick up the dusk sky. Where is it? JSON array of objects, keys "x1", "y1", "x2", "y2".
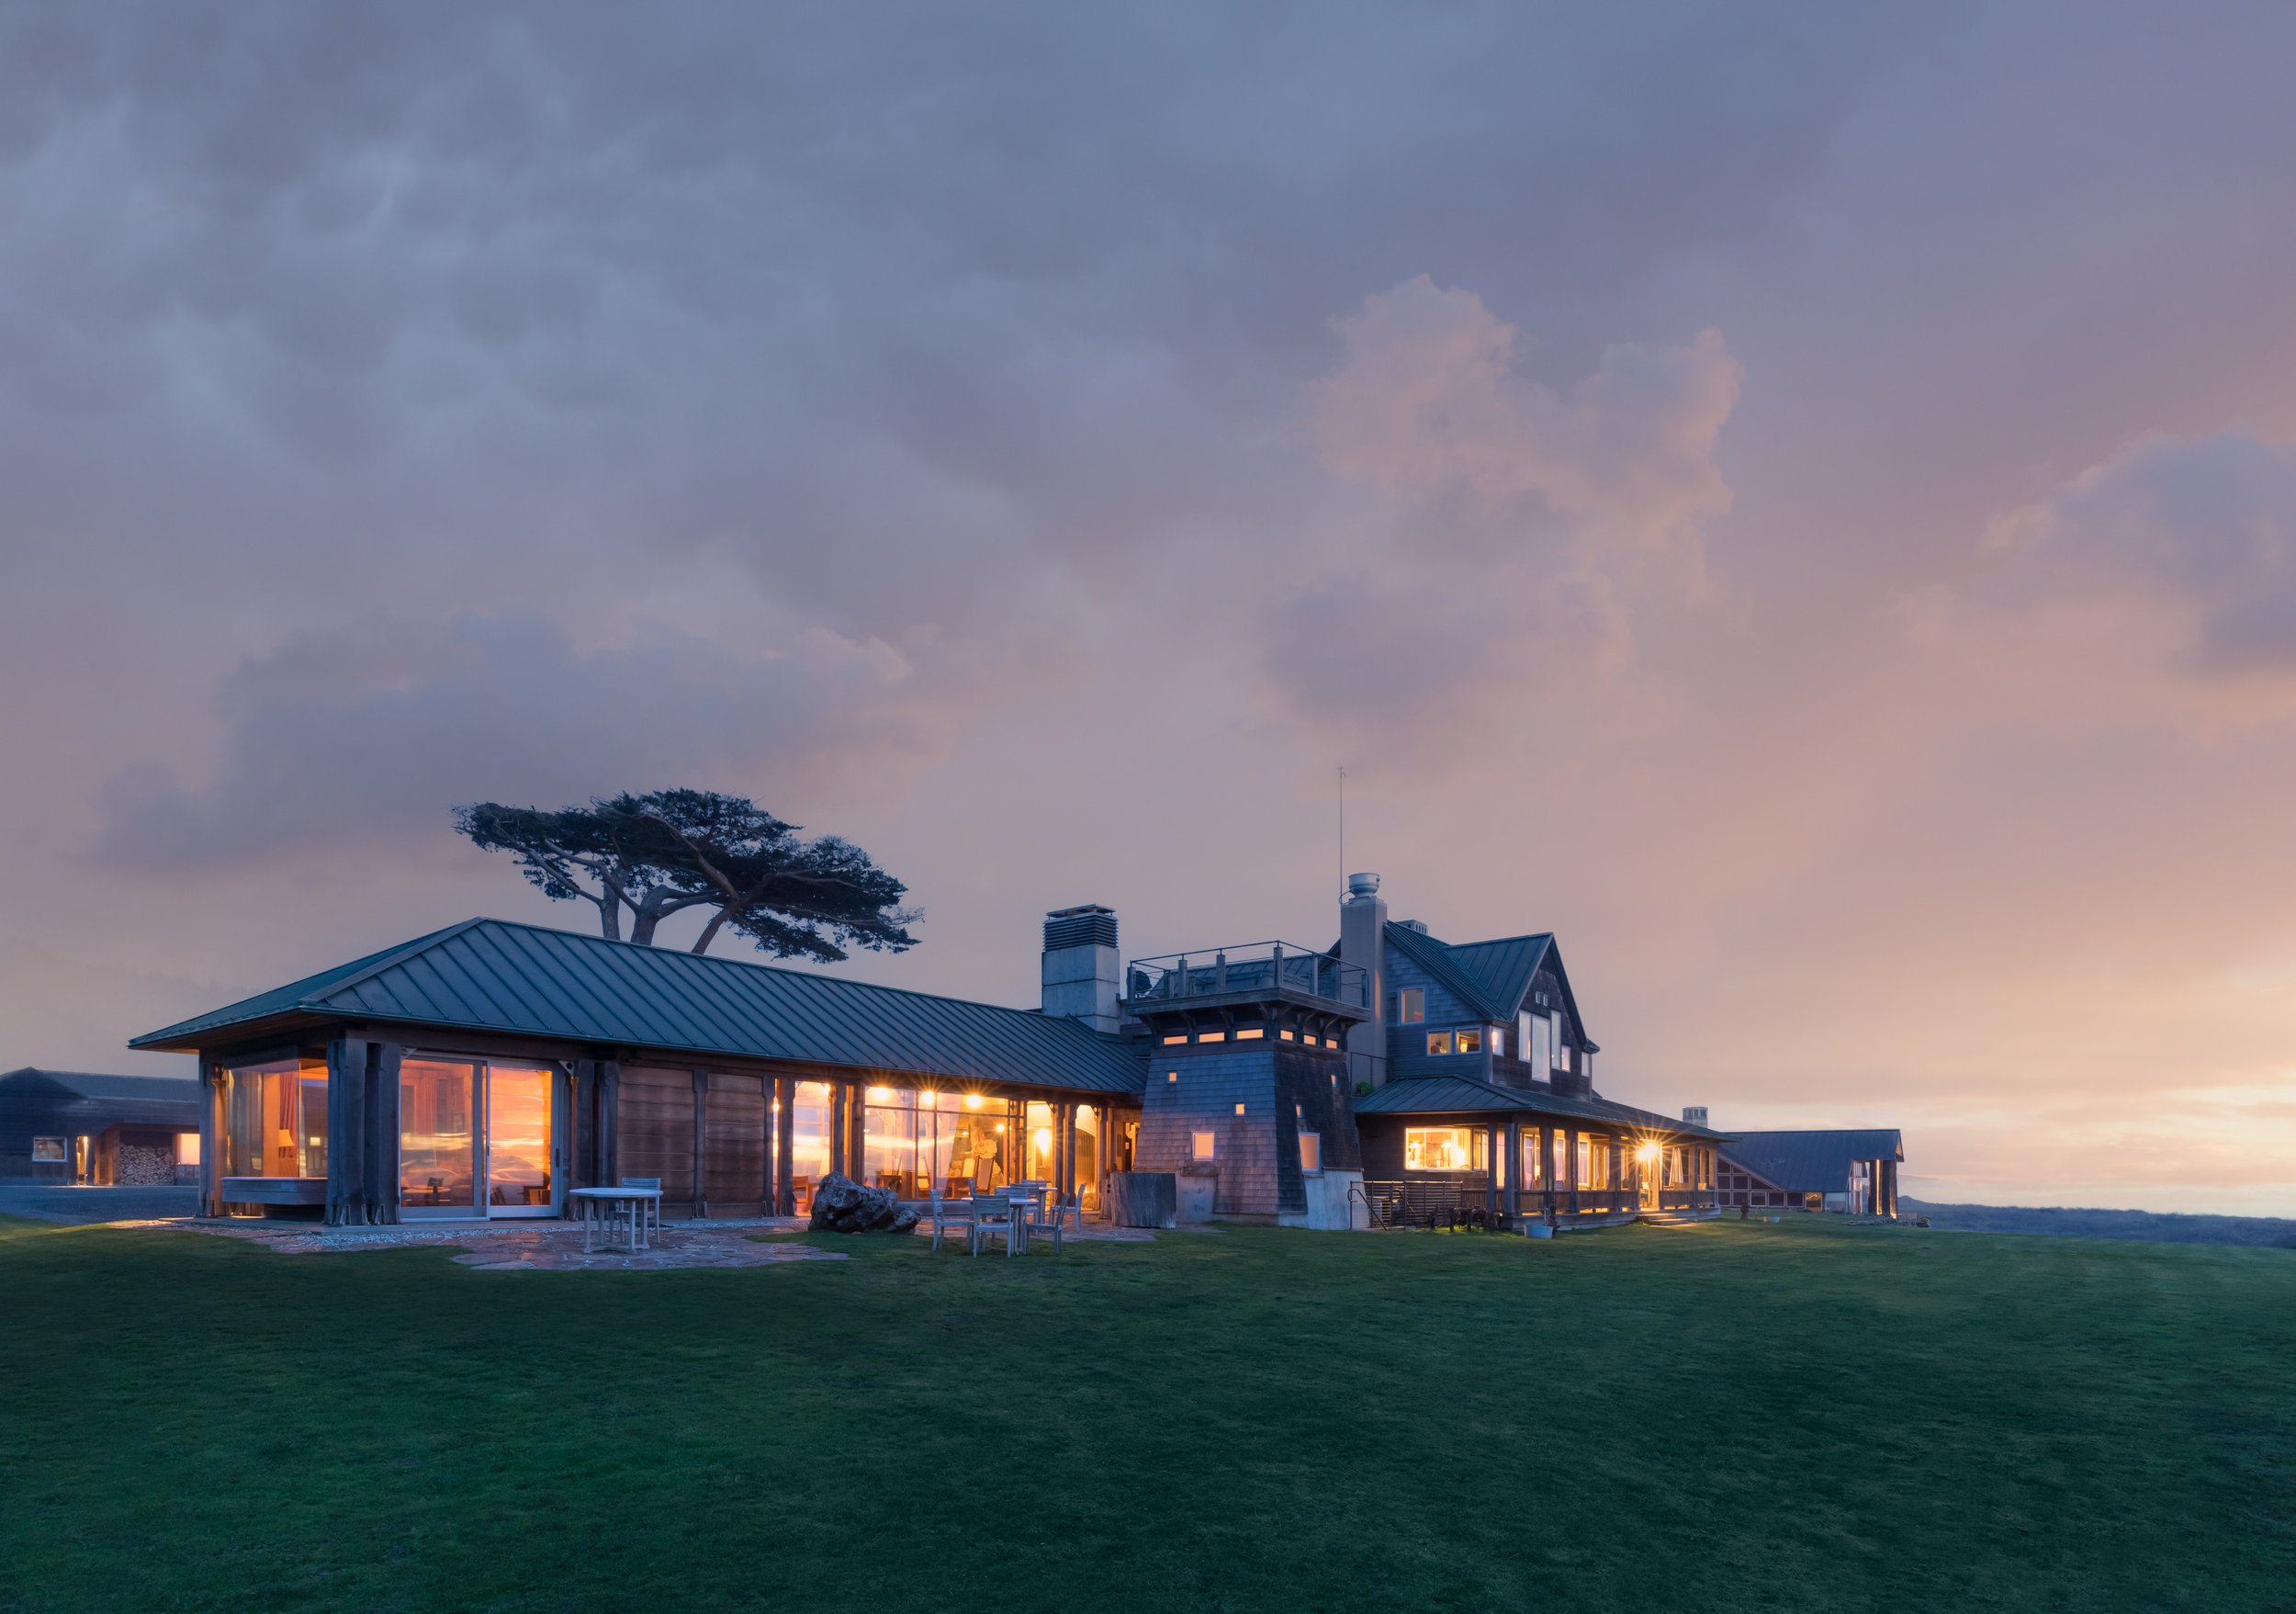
[{"x1": 5, "y1": 4, "x2": 2293, "y2": 1214}]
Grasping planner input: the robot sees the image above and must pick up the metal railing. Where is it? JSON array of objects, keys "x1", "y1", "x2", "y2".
[{"x1": 1123, "y1": 942, "x2": 1367, "y2": 1010}]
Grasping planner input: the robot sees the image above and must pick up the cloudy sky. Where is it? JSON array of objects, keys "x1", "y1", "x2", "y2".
[{"x1": 5, "y1": 3, "x2": 2293, "y2": 1213}]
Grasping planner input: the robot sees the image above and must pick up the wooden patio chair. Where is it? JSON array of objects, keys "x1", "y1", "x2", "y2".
[
  {"x1": 618, "y1": 1176, "x2": 663, "y2": 1244},
  {"x1": 1025, "y1": 1192, "x2": 1078, "y2": 1255},
  {"x1": 968, "y1": 1192, "x2": 1015, "y2": 1257},
  {"x1": 928, "y1": 1187, "x2": 977, "y2": 1253}
]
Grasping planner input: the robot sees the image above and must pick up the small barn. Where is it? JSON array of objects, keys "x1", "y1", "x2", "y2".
[
  {"x1": 0, "y1": 1067, "x2": 203, "y2": 1185},
  {"x1": 1716, "y1": 1128, "x2": 1903, "y2": 1216}
]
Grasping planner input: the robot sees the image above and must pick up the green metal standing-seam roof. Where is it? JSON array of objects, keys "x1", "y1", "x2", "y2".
[
  {"x1": 1719, "y1": 1130, "x2": 1902, "y2": 1191},
  {"x1": 130, "y1": 918, "x2": 1147, "y2": 1096},
  {"x1": 1354, "y1": 1075, "x2": 1727, "y2": 1139},
  {"x1": 1382, "y1": 922, "x2": 1521, "y2": 1021},
  {"x1": 1444, "y1": 932, "x2": 1552, "y2": 1019}
]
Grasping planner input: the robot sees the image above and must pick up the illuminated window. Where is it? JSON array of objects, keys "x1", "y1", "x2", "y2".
[
  {"x1": 1278, "y1": 1029, "x2": 1296, "y2": 1041},
  {"x1": 1425, "y1": 1030, "x2": 1453, "y2": 1056},
  {"x1": 1552, "y1": 1133, "x2": 1568, "y2": 1183},
  {"x1": 1491, "y1": 1029, "x2": 1505, "y2": 1058},
  {"x1": 1236, "y1": 1027, "x2": 1265, "y2": 1041},
  {"x1": 1403, "y1": 1126, "x2": 1487, "y2": 1173},
  {"x1": 221, "y1": 1056, "x2": 328, "y2": 1180},
  {"x1": 1456, "y1": 1027, "x2": 1482, "y2": 1055},
  {"x1": 1299, "y1": 1132, "x2": 1322, "y2": 1171},
  {"x1": 1166, "y1": 1071, "x2": 1178, "y2": 1083},
  {"x1": 1398, "y1": 989, "x2": 1425, "y2": 1023},
  {"x1": 1199, "y1": 1031, "x2": 1226, "y2": 1044},
  {"x1": 1191, "y1": 1131, "x2": 1216, "y2": 1161},
  {"x1": 175, "y1": 1132, "x2": 200, "y2": 1167},
  {"x1": 1233, "y1": 1101, "x2": 1245, "y2": 1116},
  {"x1": 1162, "y1": 1034, "x2": 1187, "y2": 1045},
  {"x1": 30, "y1": 1136, "x2": 65, "y2": 1163},
  {"x1": 1520, "y1": 1130, "x2": 1543, "y2": 1185}
]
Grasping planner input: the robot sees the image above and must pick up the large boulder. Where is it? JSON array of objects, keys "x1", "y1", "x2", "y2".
[{"x1": 806, "y1": 1172, "x2": 919, "y2": 1234}]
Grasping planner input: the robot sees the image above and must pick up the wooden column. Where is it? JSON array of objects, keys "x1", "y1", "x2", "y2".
[
  {"x1": 692, "y1": 1068, "x2": 710, "y2": 1220},
  {"x1": 829, "y1": 1085, "x2": 847, "y2": 1177},
  {"x1": 1566, "y1": 1128, "x2": 1581, "y2": 1215},
  {"x1": 761, "y1": 1071, "x2": 775, "y2": 1212},
  {"x1": 599, "y1": 1061, "x2": 621, "y2": 1187},
  {"x1": 198, "y1": 1058, "x2": 223, "y2": 1219},
  {"x1": 325, "y1": 1037, "x2": 366, "y2": 1227},
  {"x1": 774, "y1": 1078, "x2": 796, "y2": 1215},
  {"x1": 372, "y1": 1044, "x2": 400, "y2": 1224}
]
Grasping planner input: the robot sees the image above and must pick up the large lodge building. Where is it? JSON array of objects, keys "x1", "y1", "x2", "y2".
[{"x1": 133, "y1": 874, "x2": 1770, "y2": 1233}]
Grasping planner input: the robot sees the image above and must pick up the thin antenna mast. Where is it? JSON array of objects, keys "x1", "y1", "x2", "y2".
[{"x1": 1337, "y1": 764, "x2": 1346, "y2": 896}]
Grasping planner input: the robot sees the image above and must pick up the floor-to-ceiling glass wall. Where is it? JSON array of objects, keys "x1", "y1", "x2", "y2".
[
  {"x1": 400, "y1": 1056, "x2": 478, "y2": 1215},
  {"x1": 219, "y1": 1056, "x2": 329, "y2": 1183},
  {"x1": 862, "y1": 1088, "x2": 1019, "y2": 1199},
  {"x1": 485, "y1": 1064, "x2": 555, "y2": 1215},
  {"x1": 1075, "y1": 1106, "x2": 1099, "y2": 1211},
  {"x1": 788, "y1": 1079, "x2": 834, "y2": 1213}
]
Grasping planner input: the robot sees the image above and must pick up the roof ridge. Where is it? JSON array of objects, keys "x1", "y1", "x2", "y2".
[{"x1": 1449, "y1": 930, "x2": 1554, "y2": 949}]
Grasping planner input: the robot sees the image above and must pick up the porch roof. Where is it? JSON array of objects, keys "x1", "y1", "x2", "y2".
[
  {"x1": 1353, "y1": 1074, "x2": 1728, "y2": 1139},
  {"x1": 129, "y1": 918, "x2": 1148, "y2": 1096}
]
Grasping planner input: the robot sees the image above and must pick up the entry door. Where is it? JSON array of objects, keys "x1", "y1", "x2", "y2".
[{"x1": 485, "y1": 1065, "x2": 557, "y2": 1217}]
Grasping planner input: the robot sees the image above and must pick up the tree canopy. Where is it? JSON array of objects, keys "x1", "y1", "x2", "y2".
[{"x1": 453, "y1": 789, "x2": 918, "y2": 960}]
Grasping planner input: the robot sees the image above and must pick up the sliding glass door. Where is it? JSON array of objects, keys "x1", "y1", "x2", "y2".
[
  {"x1": 485, "y1": 1065, "x2": 556, "y2": 1216},
  {"x1": 399, "y1": 1056, "x2": 560, "y2": 1218}
]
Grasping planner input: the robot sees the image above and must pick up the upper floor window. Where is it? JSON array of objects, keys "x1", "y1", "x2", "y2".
[
  {"x1": 1550, "y1": 1011, "x2": 1569, "y2": 1070},
  {"x1": 1456, "y1": 1027, "x2": 1482, "y2": 1055},
  {"x1": 1491, "y1": 1028, "x2": 1505, "y2": 1058},
  {"x1": 1397, "y1": 988, "x2": 1425, "y2": 1023},
  {"x1": 1526, "y1": 1011, "x2": 1551, "y2": 1074},
  {"x1": 1191, "y1": 1131, "x2": 1216, "y2": 1161},
  {"x1": 1425, "y1": 1030, "x2": 1453, "y2": 1055},
  {"x1": 1298, "y1": 1132, "x2": 1322, "y2": 1171}
]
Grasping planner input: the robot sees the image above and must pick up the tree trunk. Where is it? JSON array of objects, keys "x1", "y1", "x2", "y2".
[{"x1": 691, "y1": 908, "x2": 731, "y2": 954}]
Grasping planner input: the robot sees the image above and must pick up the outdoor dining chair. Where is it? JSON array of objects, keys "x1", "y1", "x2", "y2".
[
  {"x1": 928, "y1": 1186, "x2": 977, "y2": 1253},
  {"x1": 1021, "y1": 1192, "x2": 1072, "y2": 1256},
  {"x1": 968, "y1": 1191, "x2": 1016, "y2": 1257},
  {"x1": 618, "y1": 1176, "x2": 663, "y2": 1244}
]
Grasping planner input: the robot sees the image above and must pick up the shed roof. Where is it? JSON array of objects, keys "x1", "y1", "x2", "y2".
[
  {"x1": 0, "y1": 1068, "x2": 201, "y2": 1128},
  {"x1": 1719, "y1": 1129, "x2": 1903, "y2": 1191},
  {"x1": 1354, "y1": 1075, "x2": 1726, "y2": 1138},
  {"x1": 129, "y1": 919, "x2": 1146, "y2": 1095}
]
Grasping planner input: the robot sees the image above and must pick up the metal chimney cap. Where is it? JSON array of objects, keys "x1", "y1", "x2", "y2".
[{"x1": 1345, "y1": 872, "x2": 1380, "y2": 897}]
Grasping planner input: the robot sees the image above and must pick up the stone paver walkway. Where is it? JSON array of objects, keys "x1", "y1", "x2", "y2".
[
  {"x1": 107, "y1": 1215, "x2": 850, "y2": 1271},
  {"x1": 84, "y1": 1210, "x2": 1164, "y2": 1270}
]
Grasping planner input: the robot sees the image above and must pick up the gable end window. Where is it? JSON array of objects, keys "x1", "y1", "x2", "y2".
[{"x1": 1397, "y1": 988, "x2": 1425, "y2": 1024}]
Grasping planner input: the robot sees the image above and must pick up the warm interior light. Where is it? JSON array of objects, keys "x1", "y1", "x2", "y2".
[
  {"x1": 919, "y1": 1091, "x2": 937, "y2": 1108},
  {"x1": 964, "y1": 1094, "x2": 985, "y2": 1111},
  {"x1": 1033, "y1": 1127, "x2": 1053, "y2": 1154},
  {"x1": 1637, "y1": 1142, "x2": 1660, "y2": 1162},
  {"x1": 869, "y1": 1087, "x2": 893, "y2": 1101}
]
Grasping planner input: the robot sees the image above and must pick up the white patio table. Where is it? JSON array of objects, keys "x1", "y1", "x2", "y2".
[{"x1": 568, "y1": 1186, "x2": 663, "y2": 1255}]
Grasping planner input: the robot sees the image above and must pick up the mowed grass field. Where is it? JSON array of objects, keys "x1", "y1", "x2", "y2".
[{"x1": 2, "y1": 1213, "x2": 2290, "y2": 1614}]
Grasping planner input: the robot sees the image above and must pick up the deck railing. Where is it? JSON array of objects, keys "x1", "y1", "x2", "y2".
[{"x1": 1124, "y1": 942, "x2": 1368, "y2": 1010}]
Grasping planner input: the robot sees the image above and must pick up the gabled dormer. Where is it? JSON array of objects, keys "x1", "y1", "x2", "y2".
[{"x1": 1380, "y1": 921, "x2": 1598, "y2": 1097}]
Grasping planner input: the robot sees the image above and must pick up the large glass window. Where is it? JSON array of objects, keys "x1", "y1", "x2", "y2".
[
  {"x1": 1075, "y1": 1107, "x2": 1100, "y2": 1208},
  {"x1": 1520, "y1": 1130, "x2": 1544, "y2": 1185},
  {"x1": 789, "y1": 1080, "x2": 835, "y2": 1210},
  {"x1": 400, "y1": 1057, "x2": 476, "y2": 1212},
  {"x1": 1404, "y1": 1126, "x2": 1487, "y2": 1173},
  {"x1": 221, "y1": 1056, "x2": 328, "y2": 1179}
]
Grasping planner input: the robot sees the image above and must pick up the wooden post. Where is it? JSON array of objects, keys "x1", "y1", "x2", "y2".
[
  {"x1": 599, "y1": 1061, "x2": 621, "y2": 1187},
  {"x1": 1566, "y1": 1128, "x2": 1581, "y2": 1215},
  {"x1": 774, "y1": 1078, "x2": 796, "y2": 1215},
  {"x1": 761, "y1": 1069, "x2": 775, "y2": 1212},
  {"x1": 325, "y1": 1037, "x2": 365, "y2": 1227},
  {"x1": 829, "y1": 1085, "x2": 847, "y2": 1177},
  {"x1": 692, "y1": 1068, "x2": 710, "y2": 1220},
  {"x1": 372, "y1": 1044, "x2": 400, "y2": 1224},
  {"x1": 199, "y1": 1058, "x2": 223, "y2": 1219}
]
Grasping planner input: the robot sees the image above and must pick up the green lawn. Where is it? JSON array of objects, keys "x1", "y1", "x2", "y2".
[{"x1": 2, "y1": 1213, "x2": 2290, "y2": 1613}]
